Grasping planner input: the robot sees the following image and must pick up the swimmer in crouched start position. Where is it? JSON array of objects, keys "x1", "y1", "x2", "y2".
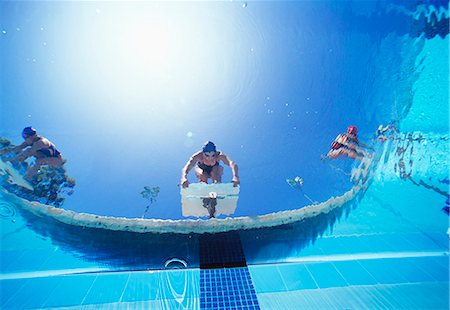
[
  {"x1": 180, "y1": 141, "x2": 240, "y2": 188},
  {"x1": 1, "y1": 127, "x2": 65, "y2": 182}
]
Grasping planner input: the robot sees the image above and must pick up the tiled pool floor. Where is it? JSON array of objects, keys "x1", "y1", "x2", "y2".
[{"x1": 1, "y1": 245, "x2": 448, "y2": 309}]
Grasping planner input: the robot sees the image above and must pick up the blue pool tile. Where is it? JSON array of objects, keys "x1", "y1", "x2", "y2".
[
  {"x1": 81, "y1": 273, "x2": 129, "y2": 305},
  {"x1": 332, "y1": 260, "x2": 378, "y2": 286},
  {"x1": 321, "y1": 234, "x2": 397, "y2": 255},
  {"x1": 305, "y1": 262, "x2": 348, "y2": 289},
  {"x1": 4, "y1": 249, "x2": 54, "y2": 272},
  {"x1": 398, "y1": 233, "x2": 444, "y2": 251},
  {"x1": 41, "y1": 273, "x2": 97, "y2": 308},
  {"x1": 161, "y1": 269, "x2": 200, "y2": 302},
  {"x1": 411, "y1": 256, "x2": 449, "y2": 282},
  {"x1": 377, "y1": 234, "x2": 420, "y2": 252},
  {"x1": 425, "y1": 232, "x2": 448, "y2": 249},
  {"x1": 415, "y1": 282, "x2": 450, "y2": 309},
  {"x1": 411, "y1": 257, "x2": 448, "y2": 281},
  {"x1": 248, "y1": 265, "x2": 286, "y2": 293},
  {"x1": 322, "y1": 287, "x2": 364, "y2": 309},
  {"x1": 276, "y1": 263, "x2": 318, "y2": 290},
  {"x1": 121, "y1": 271, "x2": 162, "y2": 302},
  {"x1": 159, "y1": 297, "x2": 200, "y2": 309},
  {"x1": 0, "y1": 250, "x2": 26, "y2": 272},
  {"x1": 37, "y1": 249, "x2": 100, "y2": 271},
  {"x1": 375, "y1": 282, "x2": 447, "y2": 309},
  {"x1": 0, "y1": 279, "x2": 27, "y2": 308},
  {"x1": 313, "y1": 237, "x2": 348, "y2": 255},
  {"x1": 258, "y1": 282, "x2": 449, "y2": 310},
  {"x1": 336, "y1": 237, "x2": 375, "y2": 254},
  {"x1": 430, "y1": 255, "x2": 450, "y2": 272},
  {"x1": 360, "y1": 234, "x2": 399, "y2": 252},
  {"x1": 298, "y1": 243, "x2": 325, "y2": 257},
  {"x1": 359, "y1": 258, "x2": 409, "y2": 285},
  {"x1": 387, "y1": 257, "x2": 438, "y2": 283},
  {"x1": 0, "y1": 225, "x2": 50, "y2": 252},
  {"x1": 2, "y1": 276, "x2": 62, "y2": 309}
]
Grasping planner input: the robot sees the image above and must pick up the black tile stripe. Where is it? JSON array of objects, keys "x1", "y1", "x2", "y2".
[{"x1": 199, "y1": 231, "x2": 247, "y2": 269}]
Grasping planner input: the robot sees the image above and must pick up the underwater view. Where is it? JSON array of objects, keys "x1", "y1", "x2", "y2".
[{"x1": 1, "y1": 0, "x2": 449, "y2": 309}]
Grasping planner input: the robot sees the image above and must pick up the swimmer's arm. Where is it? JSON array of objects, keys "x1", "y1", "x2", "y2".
[
  {"x1": 324, "y1": 150, "x2": 333, "y2": 160},
  {"x1": 334, "y1": 134, "x2": 346, "y2": 144},
  {"x1": 0, "y1": 141, "x2": 30, "y2": 155},
  {"x1": 219, "y1": 153, "x2": 240, "y2": 185},
  {"x1": 342, "y1": 136, "x2": 371, "y2": 150},
  {"x1": 180, "y1": 151, "x2": 202, "y2": 185},
  {"x1": 356, "y1": 140, "x2": 373, "y2": 150},
  {"x1": 15, "y1": 140, "x2": 45, "y2": 161}
]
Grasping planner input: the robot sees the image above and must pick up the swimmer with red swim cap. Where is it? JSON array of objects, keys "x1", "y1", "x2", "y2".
[{"x1": 324, "y1": 125, "x2": 372, "y2": 161}]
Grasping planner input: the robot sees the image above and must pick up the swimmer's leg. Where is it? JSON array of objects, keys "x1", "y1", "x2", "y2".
[
  {"x1": 210, "y1": 165, "x2": 223, "y2": 184},
  {"x1": 345, "y1": 149, "x2": 364, "y2": 161},
  {"x1": 326, "y1": 150, "x2": 340, "y2": 160},
  {"x1": 25, "y1": 163, "x2": 41, "y2": 182},
  {"x1": 195, "y1": 166, "x2": 209, "y2": 183},
  {"x1": 25, "y1": 157, "x2": 65, "y2": 182},
  {"x1": 361, "y1": 156, "x2": 373, "y2": 178}
]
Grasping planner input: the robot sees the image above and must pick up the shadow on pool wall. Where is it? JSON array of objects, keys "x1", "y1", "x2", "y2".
[{"x1": 4, "y1": 175, "x2": 366, "y2": 271}]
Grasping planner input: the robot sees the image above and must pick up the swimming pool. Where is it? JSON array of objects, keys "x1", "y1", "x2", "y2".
[{"x1": 1, "y1": 0, "x2": 449, "y2": 309}]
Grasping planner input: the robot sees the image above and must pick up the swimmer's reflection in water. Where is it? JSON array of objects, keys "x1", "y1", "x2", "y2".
[{"x1": 0, "y1": 127, "x2": 75, "y2": 207}]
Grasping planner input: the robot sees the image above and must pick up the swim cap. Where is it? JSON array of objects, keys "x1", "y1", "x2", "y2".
[
  {"x1": 202, "y1": 141, "x2": 216, "y2": 153},
  {"x1": 22, "y1": 126, "x2": 37, "y2": 137},
  {"x1": 347, "y1": 125, "x2": 358, "y2": 135}
]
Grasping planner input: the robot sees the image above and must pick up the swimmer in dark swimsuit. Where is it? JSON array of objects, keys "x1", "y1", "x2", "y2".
[
  {"x1": 181, "y1": 141, "x2": 240, "y2": 188},
  {"x1": 1, "y1": 127, "x2": 65, "y2": 181},
  {"x1": 324, "y1": 126, "x2": 372, "y2": 161}
]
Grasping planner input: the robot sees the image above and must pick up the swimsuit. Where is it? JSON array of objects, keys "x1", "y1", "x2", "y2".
[
  {"x1": 36, "y1": 141, "x2": 61, "y2": 158},
  {"x1": 331, "y1": 141, "x2": 345, "y2": 150},
  {"x1": 331, "y1": 135, "x2": 363, "y2": 155},
  {"x1": 197, "y1": 162, "x2": 219, "y2": 176}
]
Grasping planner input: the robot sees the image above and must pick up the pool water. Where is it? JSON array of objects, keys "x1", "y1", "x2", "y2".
[{"x1": 0, "y1": 0, "x2": 449, "y2": 309}]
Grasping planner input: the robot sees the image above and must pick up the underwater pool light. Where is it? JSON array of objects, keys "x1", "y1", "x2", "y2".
[{"x1": 164, "y1": 257, "x2": 188, "y2": 269}]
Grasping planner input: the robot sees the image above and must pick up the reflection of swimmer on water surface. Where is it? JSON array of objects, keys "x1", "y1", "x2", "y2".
[
  {"x1": 323, "y1": 126, "x2": 373, "y2": 161},
  {"x1": 1, "y1": 128, "x2": 75, "y2": 208},
  {"x1": 375, "y1": 123, "x2": 397, "y2": 143},
  {"x1": 0, "y1": 127, "x2": 65, "y2": 182}
]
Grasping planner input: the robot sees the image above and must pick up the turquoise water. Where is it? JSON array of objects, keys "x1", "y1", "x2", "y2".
[{"x1": 1, "y1": 0, "x2": 449, "y2": 309}]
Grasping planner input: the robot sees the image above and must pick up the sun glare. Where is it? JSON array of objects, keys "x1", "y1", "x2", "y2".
[{"x1": 45, "y1": 3, "x2": 253, "y2": 146}]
